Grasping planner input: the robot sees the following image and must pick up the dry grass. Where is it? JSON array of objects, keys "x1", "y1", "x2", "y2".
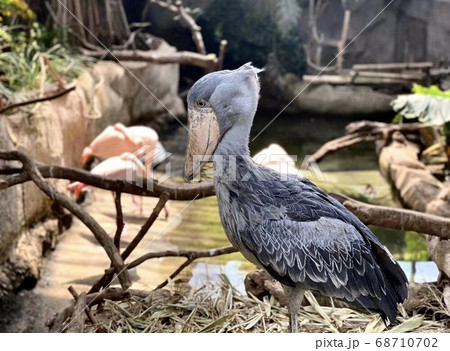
[{"x1": 82, "y1": 280, "x2": 449, "y2": 333}]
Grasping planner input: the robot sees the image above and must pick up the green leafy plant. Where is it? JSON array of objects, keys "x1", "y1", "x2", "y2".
[
  {"x1": 392, "y1": 84, "x2": 450, "y2": 165},
  {"x1": 391, "y1": 84, "x2": 450, "y2": 126},
  {"x1": 0, "y1": 23, "x2": 92, "y2": 92},
  {"x1": 0, "y1": 0, "x2": 35, "y2": 22}
]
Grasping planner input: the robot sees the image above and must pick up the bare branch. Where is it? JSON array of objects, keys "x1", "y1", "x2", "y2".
[
  {"x1": 156, "y1": 258, "x2": 192, "y2": 289},
  {"x1": 217, "y1": 40, "x2": 227, "y2": 71},
  {"x1": 89, "y1": 192, "x2": 170, "y2": 294},
  {"x1": 308, "y1": 121, "x2": 425, "y2": 165},
  {"x1": 1, "y1": 161, "x2": 215, "y2": 200},
  {"x1": 121, "y1": 193, "x2": 170, "y2": 260},
  {"x1": 150, "y1": 0, "x2": 207, "y2": 55},
  {"x1": 0, "y1": 150, "x2": 131, "y2": 289},
  {"x1": 113, "y1": 191, "x2": 124, "y2": 251},
  {"x1": 80, "y1": 48, "x2": 217, "y2": 71},
  {"x1": 153, "y1": 245, "x2": 238, "y2": 289},
  {"x1": 307, "y1": 132, "x2": 378, "y2": 166},
  {"x1": 331, "y1": 193, "x2": 450, "y2": 239},
  {"x1": 68, "y1": 286, "x2": 98, "y2": 326},
  {"x1": 128, "y1": 245, "x2": 237, "y2": 271},
  {"x1": 176, "y1": 0, "x2": 206, "y2": 55},
  {"x1": 0, "y1": 84, "x2": 75, "y2": 114},
  {"x1": 64, "y1": 290, "x2": 86, "y2": 333}
]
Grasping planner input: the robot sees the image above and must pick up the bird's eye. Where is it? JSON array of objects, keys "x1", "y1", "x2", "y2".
[{"x1": 196, "y1": 100, "x2": 206, "y2": 108}]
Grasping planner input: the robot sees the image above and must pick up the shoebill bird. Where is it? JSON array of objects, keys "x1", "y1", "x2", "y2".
[{"x1": 183, "y1": 63, "x2": 408, "y2": 332}]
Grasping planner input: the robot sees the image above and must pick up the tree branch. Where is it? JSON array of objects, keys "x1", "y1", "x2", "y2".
[
  {"x1": 68, "y1": 286, "x2": 98, "y2": 326},
  {"x1": 153, "y1": 246, "x2": 238, "y2": 289},
  {"x1": 308, "y1": 121, "x2": 425, "y2": 165},
  {"x1": 331, "y1": 193, "x2": 450, "y2": 239},
  {"x1": 113, "y1": 191, "x2": 124, "y2": 251},
  {"x1": 127, "y1": 245, "x2": 237, "y2": 271},
  {"x1": 0, "y1": 150, "x2": 131, "y2": 289},
  {"x1": 150, "y1": 0, "x2": 207, "y2": 55},
  {"x1": 92, "y1": 245, "x2": 237, "y2": 294},
  {"x1": 0, "y1": 84, "x2": 75, "y2": 114},
  {"x1": 175, "y1": 0, "x2": 206, "y2": 55},
  {"x1": 1, "y1": 161, "x2": 215, "y2": 200},
  {"x1": 121, "y1": 192, "x2": 170, "y2": 260},
  {"x1": 88, "y1": 192, "x2": 170, "y2": 294},
  {"x1": 80, "y1": 48, "x2": 217, "y2": 70}
]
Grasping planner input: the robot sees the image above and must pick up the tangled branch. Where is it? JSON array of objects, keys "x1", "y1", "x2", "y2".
[{"x1": 0, "y1": 150, "x2": 131, "y2": 290}]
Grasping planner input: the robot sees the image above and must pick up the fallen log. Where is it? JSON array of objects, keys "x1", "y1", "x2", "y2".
[
  {"x1": 308, "y1": 121, "x2": 425, "y2": 165},
  {"x1": 378, "y1": 131, "x2": 450, "y2": 313}
]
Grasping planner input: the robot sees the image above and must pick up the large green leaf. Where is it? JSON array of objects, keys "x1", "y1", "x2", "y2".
[
  {"x1": 412, "y1": 83, "x2": 450, "y2": 98},
  {"x1": 391, "y1": 94, "x2": 450, "y2": 126}
]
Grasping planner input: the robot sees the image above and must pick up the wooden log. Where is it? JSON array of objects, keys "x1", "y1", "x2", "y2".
[
  {"x1": 80, "y1": 48, "x2": 218, "y2": 70},
  {"x1": 308, "y1": 121, "x2": 426, "y2": 165},
  {"x1": 354, "y1": 71, "x2": 425, "y2": 81},
  {"x1": 302, "y1": 74, "x2": 413, "y2": 87},
  {"x1": 378, "y1": 131, "x2": 450, "y2": 313},
  {"x1": 352, "y1": 62, "x2": 433, "y2": 71},
  {"x1": 336, "y1": 10, "x2": 351, "y2": 70},
  {"x1": 65, "y1": 291, "x2": 87, "y2": 333},
  {"x1": 217, "y1": 40, "x2": 227, "y2": 71}
]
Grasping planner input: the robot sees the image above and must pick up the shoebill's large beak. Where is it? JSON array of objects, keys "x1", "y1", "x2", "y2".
[{"x1": 184, "y1": 107, "x2": 220, "y2": 182}]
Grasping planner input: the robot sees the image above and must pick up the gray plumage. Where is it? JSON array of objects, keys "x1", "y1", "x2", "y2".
[{"x1": 184, "y1": 63, "x2": 408, "y2": 332}]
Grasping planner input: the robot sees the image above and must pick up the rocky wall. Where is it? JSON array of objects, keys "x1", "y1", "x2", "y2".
[{"x1": 0, "y1": 40, "x2": 185, "y2": 298}]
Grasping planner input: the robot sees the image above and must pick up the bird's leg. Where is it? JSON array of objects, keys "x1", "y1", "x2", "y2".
[
  {"x1": 283, "y1": 285, "x2": 304, "y2": 333},
  {"x1": 130, "y1": 195, "x2": 143, "y2": 215},
  {"x1": 290, "y1": 313, "x2": 299, "y2": 334}
]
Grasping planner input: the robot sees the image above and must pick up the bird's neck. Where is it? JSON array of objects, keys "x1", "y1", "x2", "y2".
[
  {"x1": 215, "y1": 123, "x2": 251, "y2": 157},
  {"x1": 213, "y1": 123, "x2": 256, "y2": 182}
]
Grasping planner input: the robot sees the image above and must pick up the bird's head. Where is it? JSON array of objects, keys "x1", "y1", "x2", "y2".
[{"x1": 184, "y1": 63, "x2": 262, "y2": 182}]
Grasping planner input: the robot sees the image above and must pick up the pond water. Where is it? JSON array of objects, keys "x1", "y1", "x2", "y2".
[{"x1": 160, "y1": 112, "x2": 438, "y2": 291}]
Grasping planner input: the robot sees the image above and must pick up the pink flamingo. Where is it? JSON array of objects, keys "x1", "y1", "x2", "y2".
[
  {"x1": 253, "y1": 143, "x2": 302, "y2": 177},
  {"x1": 81, "y1": 123, "x2": 162, "y2": 167},
  {"x1": 68, "y1": 153, "x2": 169, "y2": 218}
]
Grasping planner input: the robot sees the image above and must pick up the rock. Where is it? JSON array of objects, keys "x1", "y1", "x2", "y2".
[
  {"x1": 0, "y1": 219, "x2": 59, "y2": 299},
  {"x1": 284, "y1": 75, "x2": 393, "y2": 116},
  {"x1": 260, "y1": 72, "x2": 394, "y2": 116},
  {"x1": 77, "y1": 39, "x2": 185, "y2": 142}
]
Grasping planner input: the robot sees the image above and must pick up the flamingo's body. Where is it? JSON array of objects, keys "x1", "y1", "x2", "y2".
[
  {"x1": 81, "y1": 123, "x2": 161, "y2": 166},
  {"x1": 253, "y1": 143, "x2": 302, "y2": 177},
  {"x1": 69, "y1": 153, "x2": 169, "y2": 218}
]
